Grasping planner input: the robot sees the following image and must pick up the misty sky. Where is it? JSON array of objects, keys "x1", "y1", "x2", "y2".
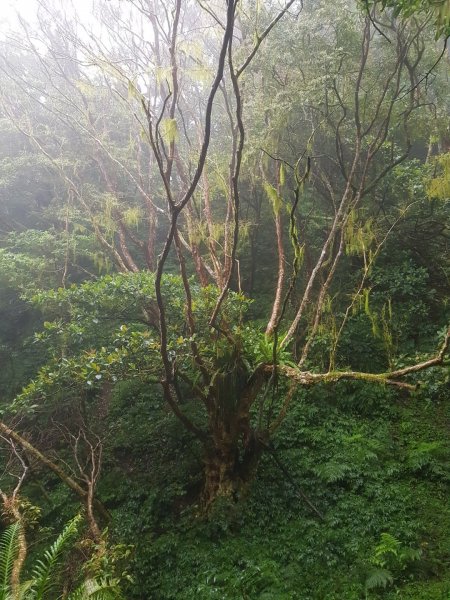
[{"x1": 1, "y1": 0, "x2": 95, "y2": 31}]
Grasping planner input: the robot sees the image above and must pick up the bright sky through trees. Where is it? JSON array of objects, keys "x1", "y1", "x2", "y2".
[{"x1": 1, "y1": 0, "x2": 94, "y2": 32}]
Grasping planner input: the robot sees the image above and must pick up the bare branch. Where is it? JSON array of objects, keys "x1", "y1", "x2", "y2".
[{"x1": 236, "y1": 0, "x2": 300, "y2": 78}]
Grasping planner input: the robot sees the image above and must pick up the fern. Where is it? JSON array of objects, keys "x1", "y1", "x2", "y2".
[
  {"x1": 365, "y1": 568, "x2": 394, "y2": 590},
  {"x1": 67, "y1": 578, "x2": 123, "y2": 600},
  {"x1": 372, "y1": 532, "x2": 401, "y2": 567},
  {"x1": 29, "y1": 514, "x2": 81, "y2": 600},
  {"x1": 1, "y1": 517, "x2": 122, "y2": 600},
  {"x1": 17, "y1": 579, "x2": 33, "y2": 599},
  {"x1": 0, "y1": 522, "x2": 20, "y2": 600},
  {"x1": 256, "y1": 334, "x2": 296, "y2": 367}
]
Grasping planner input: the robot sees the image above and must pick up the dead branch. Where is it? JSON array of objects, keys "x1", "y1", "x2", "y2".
[{"x1": 0, "y1": 421, "x2": 110, "y2": 523}]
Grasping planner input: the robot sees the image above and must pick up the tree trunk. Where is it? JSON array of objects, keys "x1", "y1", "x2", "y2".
[
  {"x1": 200, "y1": 366, "x2": 267, "y2": 508},
  {"x1": 203, "y1": 442, "x2": 238, "y2": 505},
  {"x1": 201, "y1": 429, "x2": 264, "y2": 508}
]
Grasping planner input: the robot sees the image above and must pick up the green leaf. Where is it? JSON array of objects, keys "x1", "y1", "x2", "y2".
[{"x1": 0, "y1": 522, "x2": 20, "y2": 599}]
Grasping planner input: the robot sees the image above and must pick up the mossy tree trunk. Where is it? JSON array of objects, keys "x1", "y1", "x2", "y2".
[{"x1": 201, "y1": 369, "x2": 266, "y2": 508}]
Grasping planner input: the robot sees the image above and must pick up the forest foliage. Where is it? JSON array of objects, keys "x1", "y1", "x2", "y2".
[{"x1": 0, "y1": 0, "x2": 449, "y2": 598}]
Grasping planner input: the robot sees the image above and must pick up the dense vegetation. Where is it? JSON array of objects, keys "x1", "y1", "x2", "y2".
[{"x1": 0, "y1": 0, "x2": 449, "y2": 598}]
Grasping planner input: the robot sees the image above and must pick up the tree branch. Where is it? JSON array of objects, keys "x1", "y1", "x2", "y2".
[
  {"x1": 268, "y1": 328, "x2": 449, "y2": 391},
  {"x1": 0, "y1": 420, "x2": 110, "y2": 522}
]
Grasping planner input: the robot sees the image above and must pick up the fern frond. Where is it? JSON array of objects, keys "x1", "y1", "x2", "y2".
[
  {"x1": 67, "y1": 578, "x2": 123, "y2": 600},
  {"x1": 30, "y1": 514, "x2": 81, "y2": 600},
  {"x1": 17, "y1": 579, "x2": 33, "y2": 599},
  {"x1": 0, "y1": 522, "x2": 20, "y2": 600},
  {"x1": 365, "y1": 568, "x2": 394, "y2": 590}
]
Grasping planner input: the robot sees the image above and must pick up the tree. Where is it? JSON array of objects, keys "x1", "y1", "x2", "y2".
[
  {"x1": 372, "y1": 0, "x2": 450, "y2": 37},
  {"x1": 0, "y1": 0, "x2": 448, "y2": 512}
]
